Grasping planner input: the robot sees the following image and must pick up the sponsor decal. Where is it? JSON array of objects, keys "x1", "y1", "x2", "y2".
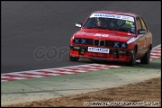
[
  {"x1": 90, "y1": 13, "x2": 134, "y2": 22},
  {"x1": 125, "y1": 20, "x2": 133, "y2": 25},
  {"x1": 94, "y1": 34, "x2": 109, "y2": 37}
]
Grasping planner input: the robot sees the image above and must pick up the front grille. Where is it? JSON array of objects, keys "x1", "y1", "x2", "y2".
[
  {"x1": 94, "y1": 40, "x2": 105, "y2": 46},
  {"x1": 94, "y1": 40, "x2": 99, "y2": 46},
  {"x1": 105, "y1": 41, "x2": 114, "y2": 47},
  {"x1": 100, "y1": 40, "x2": 105, "y2": 46},
  {"x1": 87, "y1": 39, "x2": 93, "y2": 45},
  {"x1": 74, "y1": 38, "x2": 127, "y2": 48}
]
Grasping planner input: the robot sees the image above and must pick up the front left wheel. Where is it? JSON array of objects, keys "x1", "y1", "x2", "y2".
[{"x1": 69, "y1": 55, "x2": 79, "y2": 61}]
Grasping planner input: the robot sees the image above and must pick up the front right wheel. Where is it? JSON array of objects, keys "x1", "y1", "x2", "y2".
[{"x1": 128, "y1": 47, "x2": 137, "y2": 66}]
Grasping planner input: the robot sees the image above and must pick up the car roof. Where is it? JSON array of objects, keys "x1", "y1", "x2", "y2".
[{"x1": 92, "y1": 10, "x2": 141, "y2": 18}]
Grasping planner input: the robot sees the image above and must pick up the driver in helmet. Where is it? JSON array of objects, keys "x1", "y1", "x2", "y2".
[{"x1": 96, "y1": 18, "x2": 106, "y2": 27}]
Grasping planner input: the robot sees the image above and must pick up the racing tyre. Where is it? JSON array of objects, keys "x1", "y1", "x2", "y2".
[
  {"x1": 69, "y1": 56, "x2": 79, "y2": 61},
  {"x1": 128, "y1": 47, "x2": 137, "y2": 66},
  {"x1": 140, "y1": 48, "x2": 150, "y2": 64},
  {"x1": 89, "y1": 59, "x2": 98, "y2": 63}
]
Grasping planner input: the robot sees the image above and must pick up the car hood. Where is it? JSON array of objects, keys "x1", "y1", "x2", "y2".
[{"x1": 74, "y1": 29, "x2": 135, "y2": 42}]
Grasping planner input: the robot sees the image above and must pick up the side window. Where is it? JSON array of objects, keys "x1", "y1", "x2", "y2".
[
  {"x1": 136, "y1": 17, "x2": 142, "y2": 30},
  {"x1": 140, "y1": 17, "x2": 148, "y2": 31}
]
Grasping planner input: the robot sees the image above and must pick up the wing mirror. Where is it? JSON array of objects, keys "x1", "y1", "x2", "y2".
[
  {"x1": 138, "y1": 29, "x2": 146, "y2": 34},
  {"x1": 75, "y1": 23, "x2": 82, "y2": 28}
]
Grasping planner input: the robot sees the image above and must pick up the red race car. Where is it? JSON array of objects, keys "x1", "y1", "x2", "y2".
[{"x1": 69, "y1": 11, "x2": 152, "y2": 66}]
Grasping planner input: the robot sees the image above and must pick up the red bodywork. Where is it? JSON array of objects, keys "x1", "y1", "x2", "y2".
[{"x1": 69, "y1": 11, "x2": 152, "y2": 64}]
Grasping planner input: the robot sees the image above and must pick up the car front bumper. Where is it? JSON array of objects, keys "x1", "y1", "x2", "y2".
[{"x1": 70, "y1": 45, "x2": 133, "y2": 62}]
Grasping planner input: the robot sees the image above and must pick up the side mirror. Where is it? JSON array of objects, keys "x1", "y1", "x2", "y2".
[
  {"x1": 75, "y1": 23, "x2": 82, "y2": 28},
  {"x1": 138, "y1": 29, "x2": 146, "y2": 34}
]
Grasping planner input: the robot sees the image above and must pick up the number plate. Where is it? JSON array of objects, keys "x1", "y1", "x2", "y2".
[{"x1": 88, "y1": 47, "x2": 109, "y2": 54}]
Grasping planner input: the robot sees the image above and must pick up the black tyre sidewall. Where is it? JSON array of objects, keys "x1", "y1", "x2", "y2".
[
  {"x1": 69, "y1": 55, "x2": 79, "y2": 61},
  {"x1": 141, "y1": 49, "x2": 150, "y2": 64},
  {"x1": 129, "y1": 48, "x2": 136, "y2": 66}
]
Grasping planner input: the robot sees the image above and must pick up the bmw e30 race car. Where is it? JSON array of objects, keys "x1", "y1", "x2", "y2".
[{"x1": 69, "y1": 11, "x2": 152, "y2": 66}]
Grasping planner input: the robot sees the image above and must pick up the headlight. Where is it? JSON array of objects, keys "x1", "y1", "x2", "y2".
[
  {"x1": 74, "y1": 38, "x2": 80, "y2": 44},
  {"x1": 74, "y1": 38, "x2": 87, "y2": 44},
  {"x1": 121, "y1": 42, "x2": 127, "y2": 48},
  {"x1": 81, "y1": 39, "x2": 86, "y2": 44},
  {"x1": 113, "y1": 42, "x2": 127, "y2": 48},
  {"x1": 114, "y1": 42, "x2": 119, "y2": 48}
]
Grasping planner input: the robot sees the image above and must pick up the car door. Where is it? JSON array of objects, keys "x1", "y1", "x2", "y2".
[
  {"x1": 136, "y1": 17, "x2": 146, "y2": 58},
  {"x1": 139, "y1": 17, "x2": 152, "y2": 53}
]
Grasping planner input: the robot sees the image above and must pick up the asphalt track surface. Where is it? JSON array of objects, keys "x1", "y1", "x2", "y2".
[{"x1": 1, "y1": 1, "x2": 161, "y2": 73}]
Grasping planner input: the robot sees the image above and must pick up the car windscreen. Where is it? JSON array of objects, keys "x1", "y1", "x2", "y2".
[{"x1": 83, "y1": 13, "x2": 136, "y2": 34}]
